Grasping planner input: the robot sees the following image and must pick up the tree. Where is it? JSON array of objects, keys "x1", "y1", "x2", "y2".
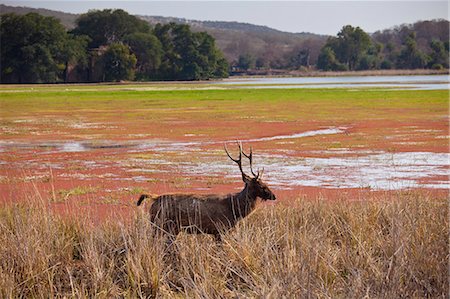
[
  {"x1": 318, "y1": 25, "x2": 371, "y2": 71},
  {"x1": 397, "y1": 32, "x2": 429, "y2": 69},
  {"x1": 428, "y1": 39, "x2": 449, "y2": 68},
  {"x1": 2, "y1": 9, "x2": 228, "y2": 83},
  {"x1": 124, "y1": 32, "x2": 162, "y2": 80},
  {"x1": 317, "y1": 47, "x2": 336, "y2": 71},
  {"x1": 214, "y1": 57, "x2": 230, "y2": 78},
  {"x1": 72, "y1": 9, "x2": 150, "y2": 48},
  {"x1": 358, "y1": 42, "x2": 383, "y2": 70},
  {"x1": 195, "y1": 31, "x2": 229, "y2": 79},
  {"x1": 334, "y1": 25, "x2": 371, "y2": 70},
  {"x1": 380, "y1": 42, "x2": 399, "y2": 68},
  {"x1": 1, "y1": 13, "x2": 88, "y2": 83},
  {"x1": 153, "y1": 23, "x2": 228, "y2": 80},
  {"x1": 317, "y1": 47, "x2": 347, "y2": 71},
  {"x1": 59, "y1": 35, "x2": 90, "y2": 82},
  {"x1": 255, "y1": 57, "x2": 267, "y2": 69},
  {"x1": 289, "y1": 49, "x2": 310, "y2": 69},
  {"x1": 380, "y1": 60, "x2": 393, "y2": 70},
  {"x1": 237, "y1": 54, "x2": 255, "y2": 71},
  {"x1": 101, "y1": 43, "x2": 137, "y2": 81}
]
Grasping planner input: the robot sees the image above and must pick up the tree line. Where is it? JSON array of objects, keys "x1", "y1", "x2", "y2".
[
  {"x1": 1, "y1": 9, "x2": 229, "y2": 83},
  {"x1": 234, "y1": 20, "x2": 449, "y2": 72},
  {"x1": 1, "y1": 8, "x2": 448, "y2": 83},
  {"x1": 316, "y1": 24, "x2": 449, "y2": 71}
]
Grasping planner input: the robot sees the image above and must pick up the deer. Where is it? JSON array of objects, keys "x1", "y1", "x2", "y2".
[{"x1": 137, "y1": 142, "x2": 276, "y2": 242}]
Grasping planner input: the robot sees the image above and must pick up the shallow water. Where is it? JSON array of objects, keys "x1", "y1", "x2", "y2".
[
  {"x1": 215, "y1": 75, "x2": 450, "y2": 90},
  {"x1": 247, "y1": 128, "x2": 346, "y2": 142},
  {"x1": 182, "y1": 151, "x2": 450, "y2": 191},
  {"x1": 0, "y1": 128, "x2": 346, "y2": 154},
  {"x1": 1, "y1": 125, "x2": 448, "y2": 191}
]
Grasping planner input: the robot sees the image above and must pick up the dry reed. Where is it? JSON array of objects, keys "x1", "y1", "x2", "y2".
[{"x1": 0, "y1": 192, "x2": 447, "y2": 298}]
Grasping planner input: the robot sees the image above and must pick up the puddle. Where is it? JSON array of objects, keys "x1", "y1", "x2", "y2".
[
  {"x1": 0, "y1": 141, "x2": 135, "y2": 153},
  {"x1": 69, "y1": 122, "x2": 118, "y2": 130},
  {"x1": 246, "y1": 127, "x2": 346, "y2": 142},
  {"x1": 62, "y1": 142, "x2": 86, "y2": 152},
  {"x1": 0, "y1": 127, "x2": 346, "y2": 154},
  {"x1": 179, "y1": 151, "x2": 450, "y2": 191},
  {"x1": 1, "y1": 131, "x2": 448, "y2": 191},
  {"x1": 136, "y1": 141, "x2": 202, "y2": 152}
]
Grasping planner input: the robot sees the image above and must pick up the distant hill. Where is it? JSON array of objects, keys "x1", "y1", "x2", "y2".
[
  {"x1": 0, "y1": 4, "x2": 328, "y2": 65},
  {"x1": 1, "y1": 4, "x2": 448, "y2": 68},
  {"x1": 372, "y1": 19, "x2": 449, "y2": 55},
  {"x1": 0, "y1": 4, "x2": 78, "y2": 28},
  {"x1": 138, "y1": 16, "x2": 328, "y2": 64}
]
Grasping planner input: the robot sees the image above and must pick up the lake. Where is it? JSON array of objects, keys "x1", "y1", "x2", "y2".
[{"x1": 214, "y1": 74, "x2": 450, "y2": 90}]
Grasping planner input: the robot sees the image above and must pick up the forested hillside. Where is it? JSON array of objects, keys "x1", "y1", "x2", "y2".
[
  {"x1": 1, "y1": 4, "x2": 448, "y2": 77},
  {"x1": 1, "y1": 9, "x2": 228, "y2": 83},
  {"x1": 0, "y1": 4, "x2": 327, "y2": 69}
]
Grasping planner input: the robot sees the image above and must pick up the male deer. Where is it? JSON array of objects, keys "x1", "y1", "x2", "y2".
[{"x1": 137, "y1": 143, "x2": 276, "y2": 241}]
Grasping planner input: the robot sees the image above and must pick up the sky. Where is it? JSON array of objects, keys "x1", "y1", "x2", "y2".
[{"x1": 1, "y1": 1, "x2": 448, "y2": 35}]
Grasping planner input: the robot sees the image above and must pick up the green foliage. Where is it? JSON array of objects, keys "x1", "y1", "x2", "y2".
[
  {"x1": 318, "y1": 25, "x2": 374, "y2": 71},
  {"x1": 380, "y1": 59, "x2": 393, "y2": 70},
  {"x1": 317, "y1": 47, "x2": 336, "y2": 71},
  {"x1": 215, "y1": 57, "x2": 230, "y2": 78},
  {"x1": 1, "y1": 9, "x2": 228, "y2": 83},
  {"x1": 124, "y1": 32, "x2": 163, "y2": 80},
  {"x1": 153, "y1": 23, "x2": 229, "y2": 80},
  {"x1": 357, "y1": 43, "x2": 382, "y2": 70},
  {"x1": 58, "y1": 34, "x2": 90, "y2": 82},
  {"x1": 237, "y1": 53, "x2": 255, "y2": 70},
  {"x1": 322, "y1": 25, "x2": 372, "y2": 71},
  {"x1": 318, "y1": 22, "x2": 449, "y2": 71},
  {"x1": 101, "y1": 43, "x2": 137, "y2": 81},
  {"x1": 396, "y1": 32, "x2": 430, "y2": 69},
  {"x1": 372, "y1": 21, "x2": 449, "y2": 71},
  {"x1": 0, "y1": 13, "x2": 88, "y2": 83},
  {"x1": 429, "y1": 39, "x2": 449, "y2": 68},
  {"x1": 71, "y1": 9, "x2": 150, "y2": 48},
  {"x1": 317, "y1": 47, "x2": 347, "y2": 71}
]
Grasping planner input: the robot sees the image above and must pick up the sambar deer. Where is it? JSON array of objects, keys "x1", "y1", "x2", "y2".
[{"x1": 137, "y1": 143, "x2": 276, "y2": 241}]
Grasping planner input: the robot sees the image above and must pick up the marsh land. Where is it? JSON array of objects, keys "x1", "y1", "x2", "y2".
[{"x1": 0, "y1": 81, "x2": 448, "y2": 297}]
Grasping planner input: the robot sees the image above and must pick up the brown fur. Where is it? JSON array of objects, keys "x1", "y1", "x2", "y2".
[{"x1": 137, "y1": 144, "x2": 276, "y2": 240}]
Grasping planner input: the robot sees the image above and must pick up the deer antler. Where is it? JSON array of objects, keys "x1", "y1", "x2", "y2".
[
  {"x1": 241, "y1": 145, "x2": 259, "y2": 178},
  {"x1": 225, "y1": 141, "x2": 249, "y2": 180},
  {"x1": 225, "y1": 141, "x2": 263, "y2": 180}
]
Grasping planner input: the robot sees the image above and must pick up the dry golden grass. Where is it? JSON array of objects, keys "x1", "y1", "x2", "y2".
[{"x1": 0, "y1": 192, "x2": 448, "y2": 298}]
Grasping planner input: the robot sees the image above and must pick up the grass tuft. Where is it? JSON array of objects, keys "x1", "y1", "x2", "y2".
[{"x1": 0, "y1": 193, "x2": 447, "y2": 297}]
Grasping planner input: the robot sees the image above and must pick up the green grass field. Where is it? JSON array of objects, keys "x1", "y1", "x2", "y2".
[
  {"x1": 1, "y1": 86, "x2": 448, "y2": 150},
  {"x1": 1, "y1": 86, "x2": 447, "y2": 117}
]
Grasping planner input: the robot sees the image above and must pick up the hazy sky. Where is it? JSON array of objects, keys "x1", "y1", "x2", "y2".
[{"x1": 1, "y1": 1, "x2": 448, "y2": 35}]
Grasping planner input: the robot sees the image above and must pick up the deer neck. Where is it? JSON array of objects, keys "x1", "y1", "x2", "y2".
[{"x1": 230, "y1": 184, "x2": 258, "y2": 220}]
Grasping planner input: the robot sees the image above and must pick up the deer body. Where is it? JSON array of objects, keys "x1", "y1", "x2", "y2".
[{"x1": 138, "y1": 143, "x2": 276, "y2": 240}]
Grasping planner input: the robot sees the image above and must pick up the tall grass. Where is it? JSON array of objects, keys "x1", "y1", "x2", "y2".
[{"x1": 0, "y1": 192, "x2": 447, "y2": 298}]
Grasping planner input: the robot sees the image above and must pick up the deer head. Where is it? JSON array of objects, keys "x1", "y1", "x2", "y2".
[{"x1": 225, "y1": 142, "x2": 276, "y2": 201}]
